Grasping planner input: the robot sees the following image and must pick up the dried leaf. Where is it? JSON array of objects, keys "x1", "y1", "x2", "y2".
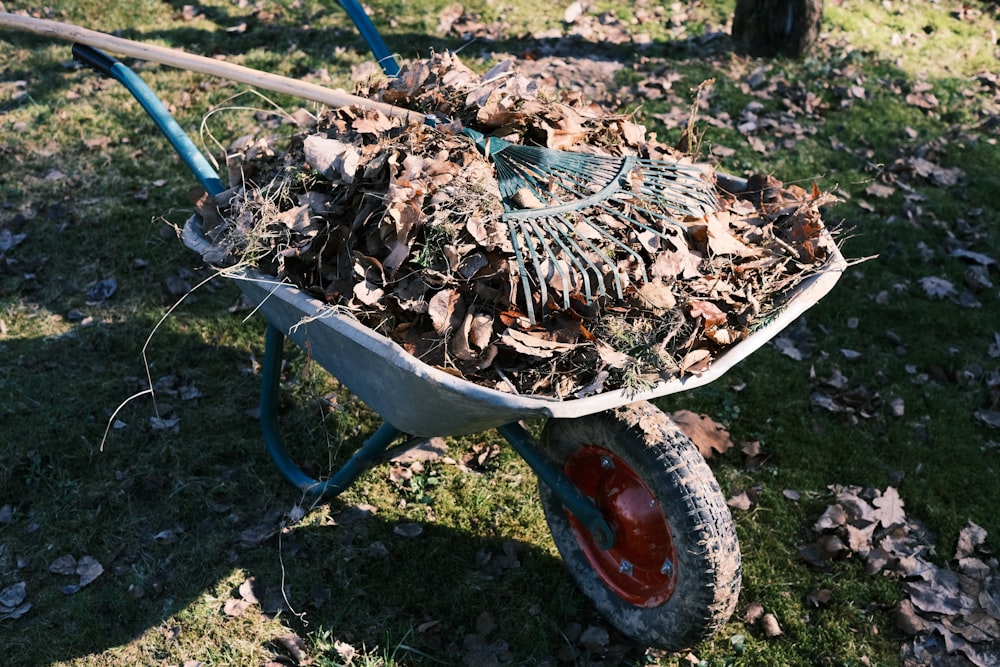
[
  {"x1": 806, "y1": 589, "x2": 833, "y2": 608},
  {"x1": 760, "y1": 613, "x2": 783, "y2": 637},
  {"x1": 276, "y1": 633, "x2": 309, "y2": 665},
  {"x1": 872, "y1": 487, "x2": 906, "y2": 529},
  {"x1": 0, "y1": 581, "x2": 27, "y2": 609},
  {"x1": 0, "y1": 582, "x2": 31, "y2": 621},
  {"x1": 634, "y1": 279, "x2": 677, "y2": 312},
  {"x1": 579, "y1": 625, "x2": 610, "y2": 651},
  {"x1": 974, "y1": 409, "x2": 1000, "y2": 429},
  {"x1": 223, "y1": 598, "x2": 253, "y2": 617},
  {"x1": 76, "y1": 556, "x2": 103, "y2": 587},
  {"x1": 594, "y1": 341, "x2": 632, "y2": 370},
  {"x1": 727, "y1": 491, "x2": 753, "y2": 510},
  {"x1": 303, "y1": 135, "x2": 359, "y2": 182},
  {"x1": 671, "y1": 410, "x2": 734, "y2": 458},
  {"x1": 955, "y1": 521, "x2": 988, "y2": 559},
  {"x1": 743, "y1": 601, "x2": 764, "y2": 624},
  {"x1": 688, "y1": 300, "x2": 727, "y2": 329},
  {"x1": 499, "y1": 329, "x2": 582, "y2": 358},
  {"x1": 49, "y1": 555, "x2": 77, "y2": 576},
  {"x1": 394, "y1": 522, "x2": 424, "y2": 538},
  {"x1": 919, "y1": 275, "x2": 958, "y2": 299},
  {"x1": 429, "y1": 288, "x2": 461, "y2": 335},
  {"x1": 679, "y1": 348, "x2": 712, "y2": 375},
  {"x1": 893, "y1": 599, "x2": 928, "y2": 635}
]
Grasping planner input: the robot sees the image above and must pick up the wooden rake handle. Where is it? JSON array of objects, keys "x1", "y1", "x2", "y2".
[{"x1": 0, "y1": 12, "x2": 426, "y2": 124}]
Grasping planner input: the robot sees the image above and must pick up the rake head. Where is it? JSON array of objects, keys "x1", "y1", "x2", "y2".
[{"x1": 462, "y1": 128, "x2": 718, "y2": 323}]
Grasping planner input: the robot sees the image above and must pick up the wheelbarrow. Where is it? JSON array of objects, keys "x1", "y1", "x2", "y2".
[{"x1": 7, "y1": 5, "x2": 846, "y2": 650}]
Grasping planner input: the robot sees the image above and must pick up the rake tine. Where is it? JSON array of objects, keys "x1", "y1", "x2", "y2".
[
  {"x1": 638, "y1": 168, "x2": 717, "y2": 215},
  {"x1": 575, "y1": 212, "x2": 650, "y2": 287},
  {"x1": 626, "y1": 201, "x2": 696, "y2": 237},
  {"x1": 518, "y1": 220, "x2": 553, "y2": 322},
  {"x1": 506, "y1": 218, "x2": 539, "y2": 325},
  {"x1": 636, "y1": 184, "x2": 717, "y2": 218},
  {"x1": 524, "y1": 217, "x2": 573, "y2": 312},
  {"x1": 543, "y1": 213, "x2": 617, "y2": 300},
  {"x1": 536, "y1": 216, "x2": 599, "y2": 306},
  {"x1": 593, "y1": 200, "x2": 680, "y2": 246}
]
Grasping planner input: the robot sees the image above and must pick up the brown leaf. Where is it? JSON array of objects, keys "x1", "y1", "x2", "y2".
[
  {"x1": 893, "y1": 599, "x2": 928, "y2": 635},
  {"x1": 468, "y1": 313, "x2": 494, "y2": 350},
  {"x1": 49, "y1": 555, "x2": 77, "y2": 576},
  {"x1": 671, "y1": 410, "x2": 734, "y2": 458},
  {"x1": 595, "y1": 341, "x2": 632, "y2": 370},
  {"x1": 75, "y1": 556, "x2": 103, "y2": 587},
  {"x1": 955, "y1": 521, "x2": 988, "y2": 559},
  {"x1": 727, "y1": 491, "x2": 753, "y2": 511},
  {"x1": 223, "y1": 598, "x2": 253, "y2": 617},
  {"x1": 276, "y1": 632, "x2": 310, "y2": 665},
  {"x1": 679, "y1": 348, "x2": 712, "y2": 375},
  {"x1": 688, "y1": 300, "x2": 727, "y2": 329},
  {"x1": 394, "y1": 522, "x2": 424, "y2": 538},
  {"x1": 806, "y1": 589, "x2": 833, "y2": 608},
  {"x1": 238, "y1": 578, "x2": 260, "y2": 605},
  {"x1": 812, "y1": 504, "x2": 848, "y2": 532},
  {"x1": 872, "y1": 487, "x2": 906, "y2": 529},
  {"x1": 428, "y1": 288, "x2": 461, "y2": 335},
  {"x1": 760, "y1": 613, "x2": 783, "y2": 637},
  {"x1": 499, "y1": 328, "x2": 582, "y2": 358},
  {"x1": 634, "y1": 279, "x2": 677, "y2": 312},
  {"x1": 743, "y1": 601, "x2": 765, "y2": 624},
  {"x1": 391, "y1": 437, "x2": 448, "y2": 464},
  {"x1": 904, "y1": 578, "x2": 965, "y2": 616},
  {"x1": 702, "y1": 215, "x2": 760, "y2": 257},
  {"x1": 865, "y1": 183, "x2": 895, "y2": 199}
]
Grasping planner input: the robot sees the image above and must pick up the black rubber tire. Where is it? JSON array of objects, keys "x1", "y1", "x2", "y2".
[{"x1": 538, "y1": 401, "x2": 741, "y2": 650}]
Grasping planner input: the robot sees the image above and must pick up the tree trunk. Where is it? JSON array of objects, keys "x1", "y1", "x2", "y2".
[{"x1": 731, "y1": 0, "x2": 824, "y2": 58}]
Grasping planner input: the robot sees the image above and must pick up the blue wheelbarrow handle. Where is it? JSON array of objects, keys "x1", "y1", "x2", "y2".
[
  {"x1": 337, "y1": 0, "x2": 400, "y2": 77},
  {"x1": 72, "y1": 44, "x2": 226, "y2": 197}
]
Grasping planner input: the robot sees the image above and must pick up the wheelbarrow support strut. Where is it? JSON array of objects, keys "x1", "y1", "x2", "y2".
[{"x1": 260, "y1": 326, "x2": 615, "y2": 548}]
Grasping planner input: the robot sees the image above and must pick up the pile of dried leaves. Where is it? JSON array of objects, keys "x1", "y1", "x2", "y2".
[
  {"x1": 195, "y1": 52, "x2": 840, "y2": 398},
  {"x1": 801, "y1": 486, "x2": 1000, "y2": 666}
]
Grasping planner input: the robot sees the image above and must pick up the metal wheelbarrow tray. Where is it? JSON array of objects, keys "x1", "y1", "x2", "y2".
[
  {"x1": 3, "y1": 3, "x2": 845, "y2": 646},
  {"x1": 182, "y1": 208, "x2": 846, "y2": 438}
]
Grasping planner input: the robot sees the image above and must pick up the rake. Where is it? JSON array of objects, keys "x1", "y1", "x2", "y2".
[
  {"x1": 1, "y1": 11, "x2": 718, "y2": 322},
  {"x1": 462, "y1": 129, "x2": 716, "y2": 322}
]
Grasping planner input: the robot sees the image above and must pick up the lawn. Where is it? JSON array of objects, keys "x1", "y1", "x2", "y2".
[{"x1": 1, "y1": 0, "x2": 998, "y2": 665}]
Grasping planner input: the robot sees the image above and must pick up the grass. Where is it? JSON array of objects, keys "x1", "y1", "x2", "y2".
[{"x1": 2, "y1": 0, "x2": 999, "y2": 664}]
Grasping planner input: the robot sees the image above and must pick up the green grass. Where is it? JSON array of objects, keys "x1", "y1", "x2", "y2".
[{"x1": 2, "y1": 0, "x2": 1000, "y2": 664}]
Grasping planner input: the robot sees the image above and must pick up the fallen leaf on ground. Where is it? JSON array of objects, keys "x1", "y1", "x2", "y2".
[
  {"x1": 804, "y1": 486, "x2": 1000, "y2": 665},
  {"x1": 671, "y1": 410, "x2": 734, "y2": 458}
]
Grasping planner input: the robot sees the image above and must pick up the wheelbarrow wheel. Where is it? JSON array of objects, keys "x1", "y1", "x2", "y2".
[{"x1": 538, "y1": 401, "x2": 741, "y2": 650}]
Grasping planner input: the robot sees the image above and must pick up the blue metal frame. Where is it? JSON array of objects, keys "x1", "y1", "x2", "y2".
[
  {"x1": 71, "y1": 45, "x2": 225, "y2": 197},
  {"x1": 337, "y1": 0, "x2": 401, "y2": 77},
  {"x1": 73, "y1": 30, "x2": 616, "y2": 546}
]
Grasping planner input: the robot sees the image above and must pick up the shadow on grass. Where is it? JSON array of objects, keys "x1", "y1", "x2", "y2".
[{"x1": 0, "y1": 321, "x2": 651, "y2": 664}]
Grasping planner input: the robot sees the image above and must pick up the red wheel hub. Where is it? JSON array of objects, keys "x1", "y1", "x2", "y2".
[{"x1": 563, "y1": 445, "x2": 677, "y2": 607}]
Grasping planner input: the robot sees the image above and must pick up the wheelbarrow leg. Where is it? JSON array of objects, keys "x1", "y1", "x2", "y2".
[
  {"x1": 260, "y1": 323, "x2": 408, "y2": 498},
  {"x1": 497, "y1": 422, "x2": 615, "y2": 550}
]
